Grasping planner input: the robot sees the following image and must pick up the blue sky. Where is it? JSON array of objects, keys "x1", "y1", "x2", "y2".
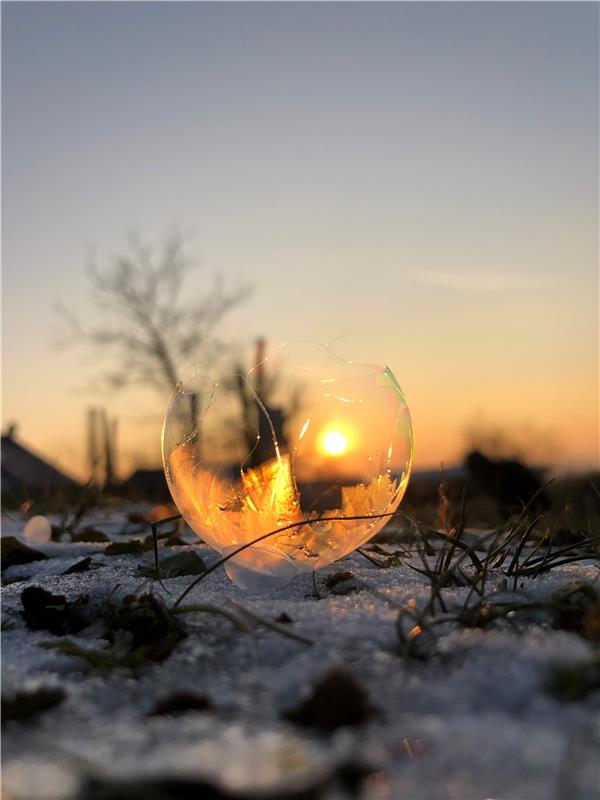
[{"x1": 2, "y1": 2, "x2": 598, "y2": 476}]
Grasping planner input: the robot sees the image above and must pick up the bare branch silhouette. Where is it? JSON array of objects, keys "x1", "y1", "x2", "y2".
[{"x1": 58, "y1": 231, "x2": 250, "y2": 397}]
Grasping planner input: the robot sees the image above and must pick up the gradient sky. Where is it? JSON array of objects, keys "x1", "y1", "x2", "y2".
[{"x1": 2, "y1": 1, "x2": 598, "y2": 480}]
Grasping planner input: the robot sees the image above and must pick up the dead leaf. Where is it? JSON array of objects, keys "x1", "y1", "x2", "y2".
[
  {"x1": 71, "y1": 528, "x2": 110, "y2": 543},
  {"x1": 148, "y1": 691, "x2": 213, "y2": 716},
  {"x1": 105, "y1": 538, "x2": 154, "y2": 556},
  {"x1": 21, "y1": 586, "x2": 89, "y2": 635},
  {"x1": 324, "y1": 571, "x2": 355, "y2": 589},
  {"x1": 2, "y1": 687, "x2": 65, "y2": 724},
  {"x1": 163, "y1": 534, "x2": 187, "y2": 547},
  {"x1": 62, "y1": 557, "x2": 93, "y2": 575},
  {"x1": 284, "y1": 666, "x2": 373, "y2": 731},
  {"x1": 1, "y1": 536, "x2": 48, "y2": 569},
  {"x1": 138, "y1": 551, "x2": 206, "y2": 580}
]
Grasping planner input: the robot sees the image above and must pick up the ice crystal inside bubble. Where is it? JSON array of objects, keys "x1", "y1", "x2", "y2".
[{"x1": 162, "y1": 342, "x2": 413, "y2": 588}]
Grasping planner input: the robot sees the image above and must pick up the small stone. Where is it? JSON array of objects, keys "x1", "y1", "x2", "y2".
[
  {"x1": 23, "y1": 515, "x2": 52, "y2": 544},
  {"x1": 284, "y1": 666, "x2": 373, "y2": 730}
]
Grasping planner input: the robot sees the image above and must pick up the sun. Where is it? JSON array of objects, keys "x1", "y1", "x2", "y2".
[{"x1": 321, "y1": 429, "x2": 349, "y2": 457}]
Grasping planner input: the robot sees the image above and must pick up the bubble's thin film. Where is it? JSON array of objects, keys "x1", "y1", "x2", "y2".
[{"x1": 162, "y1": 342, "x2": 413, "y2": 587}]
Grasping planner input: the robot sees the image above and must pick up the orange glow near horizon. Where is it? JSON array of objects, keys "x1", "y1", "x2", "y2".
[{"x1": 5, "y1": 373, "x2": 598, "y2": 484}]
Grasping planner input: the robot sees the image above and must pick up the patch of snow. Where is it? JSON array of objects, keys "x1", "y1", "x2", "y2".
[{"x1": 2, "y1": 510, "x2": 599, "y2": 800}]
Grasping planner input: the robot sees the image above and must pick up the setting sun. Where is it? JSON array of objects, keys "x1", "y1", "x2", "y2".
[{"x1": 320, "y1": 429, "x2": 348, "y2": 457}]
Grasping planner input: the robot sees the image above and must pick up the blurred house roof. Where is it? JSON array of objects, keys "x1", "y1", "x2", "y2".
[{"x1": 1, "y1": 433, "x2": 81, "y2": 497}]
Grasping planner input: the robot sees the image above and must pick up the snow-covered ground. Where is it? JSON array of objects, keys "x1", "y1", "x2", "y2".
[{"x1": 2, "y1": 509, "x2": 599, "y2": 800}]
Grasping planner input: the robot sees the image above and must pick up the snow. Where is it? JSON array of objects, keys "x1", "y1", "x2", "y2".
[{"x1": 2, "y1": 509, "x2": 599, "y2": 800}]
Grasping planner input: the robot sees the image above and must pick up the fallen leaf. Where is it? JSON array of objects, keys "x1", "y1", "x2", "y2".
[
  {"x1": 21, "y1": 586, "x2": 88, "y2": 635},
  {"x1": 324, "y1": 571, "x2": 355, "y2": 589},
  {"x1": 324, "y1": 571, "x2": 360, "y2": 594},
  {"x1": 138, "y1": 551, "x2": 206, "y2": 580},
  {"x1": 62, "y1": 556, "x2": 93, "y2": 575},
  {"x1": 105, "y1": 538, "x2": 154, "y2": 555},
  {"x1": 148, "y1": 690, "x2": 213, "y2": 716},
  {"x1": 71, "y1": 528, "x2": 110, "y2": 543},
  {"x1": 2, "y1": 687, "x2": 65, "y2": 724},
  {"x1": 74, "y1": 760, "x2": 371, "y2": 800},
  {"x1": 1, "y1": 536, "x2": 48, "y2": 569},
  {"x1": 379, "y1": 554, "x2": 404, "y2": 569},
  {"x1": 74, "y1": 776, "x2": 248, "y2": 800},
  {"x1": 284, "y1": 666, "x2": 373, "y2": 731},
  {"x1": 163, "y1": 534, "x2": 188, "y2": 547},
  {"x1": 546, "y1": 658, "x2": 600, "y2": 702},
  {"x1": 551, "y1": 581, "x2": 600, "y2": 639}
]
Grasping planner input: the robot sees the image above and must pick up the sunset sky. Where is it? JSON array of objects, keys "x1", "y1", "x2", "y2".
[{"x1": 2, "y1": 2, "x2": 598, "y2": 481}]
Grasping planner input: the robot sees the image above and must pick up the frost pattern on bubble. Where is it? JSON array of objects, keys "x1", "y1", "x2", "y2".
[{"x1": 162, "y1": 342, "x2": 413, "y2": 588}]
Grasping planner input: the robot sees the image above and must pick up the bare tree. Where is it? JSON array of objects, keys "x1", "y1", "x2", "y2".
[
  {"x1": 463, "y1": 415, "x2": 558, "y2": 466},
  {"x1": 60, "y1": 232, "x2": 248, "y2": 395},
  {"x1": 231, "y1": 338, "x2": 306, "y2": 466},
  {"x1": 59, "y1": 233, "x2": 249, "y2": 462}
]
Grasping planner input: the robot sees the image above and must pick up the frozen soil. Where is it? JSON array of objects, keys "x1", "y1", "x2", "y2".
[{"x1": 1, "y1": 509, "x2": 599, "y2": 800}]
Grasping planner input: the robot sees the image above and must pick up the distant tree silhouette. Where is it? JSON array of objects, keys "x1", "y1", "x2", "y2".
[
  {"x1": 465, "y1": 450, "x2": 550, "y2": 517},
  {"x1": 231, "y1": 338, "x2": 304, "y2": 467},
  {"x1": 60, "y1": 232, "x2": 248, "y2": 395},
  {"x1": 463, "y1": 417, "x2": 558, "y2": 466},
  {"x1": 58, "y1": 233, "x2": 249, "y2": 459}
]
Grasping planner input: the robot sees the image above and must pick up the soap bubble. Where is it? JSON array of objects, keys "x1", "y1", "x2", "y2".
[
  {"x1": 23, "y1": 515, "x2": 52, "y2": 544},
  {"x1": 162, "y1": 342, "x2": 413, "y2": 588}
]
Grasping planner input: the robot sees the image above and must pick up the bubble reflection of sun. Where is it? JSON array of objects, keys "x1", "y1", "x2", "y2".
[{"x1": 321, "y1": 429, "x2": 348, "y2": 457}]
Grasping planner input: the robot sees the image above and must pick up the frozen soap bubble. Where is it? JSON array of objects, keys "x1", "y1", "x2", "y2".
[
  {"x1": 23, "y1": 515, "x2": 52, "y2": 544},
  {"x1": 162, "y1": 342, "x2": 413, "y2": 589}
]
